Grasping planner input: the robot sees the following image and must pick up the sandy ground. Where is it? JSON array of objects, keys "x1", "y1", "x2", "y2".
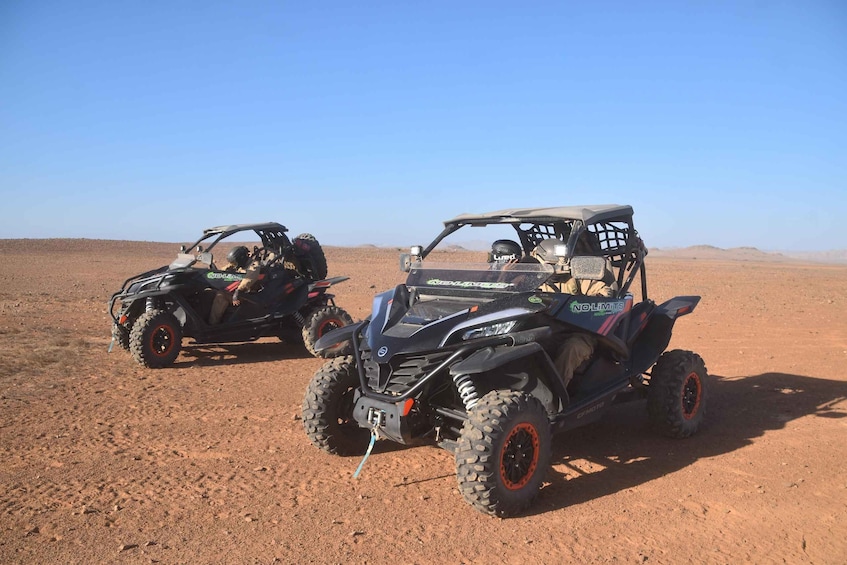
[{"x1": 1, "y1": 239, "x2": 846, "y2": 564}]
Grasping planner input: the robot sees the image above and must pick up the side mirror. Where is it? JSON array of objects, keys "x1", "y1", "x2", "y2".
[
  {"x1": 399, "y1": 253, "x2": 411, "y2": 272},
  {"x1": 569, "y1": 256, "x2": 607, "y2": 280}
]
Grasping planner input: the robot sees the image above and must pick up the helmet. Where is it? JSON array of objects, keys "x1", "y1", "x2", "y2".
[
  {"x1": 488, "y1": 239, "x2": 522, "y2": 264},
  {"x1": 531, "y1": 238, "x2": 566, "y2": 264},
  {"x1": 227, "y1": 246, "x2": 250, "y2": 269}
]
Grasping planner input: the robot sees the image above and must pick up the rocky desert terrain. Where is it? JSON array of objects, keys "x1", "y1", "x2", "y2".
[{"x1": 1, "y1": 239, "x2": 846, "y2": 564}]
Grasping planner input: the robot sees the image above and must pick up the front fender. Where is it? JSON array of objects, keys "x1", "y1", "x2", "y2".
[
  {"x1": 448, "y1": 341, "x2": 569, "y2": 411},
  {"x1": 314, "y1": 320, "x2": 366, "y2": 352},
  {"x1": 449, "y1": 342, "x2": 545, "y2": 376}
]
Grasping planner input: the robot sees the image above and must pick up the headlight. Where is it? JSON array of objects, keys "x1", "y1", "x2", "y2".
[{"x1": 462, "y1": 320, "x2": 517, "y2": 341}]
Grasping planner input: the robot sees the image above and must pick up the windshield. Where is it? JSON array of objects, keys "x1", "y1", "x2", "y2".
[{"x1": 406, "y1": 261, "x2": 554, "y2": 294}]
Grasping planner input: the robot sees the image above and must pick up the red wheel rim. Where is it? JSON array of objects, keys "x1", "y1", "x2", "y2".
[
  {"x1": 681, "y1": 372, "x2": 702, "y2": 420},
  {"x1": 317, "y1": 318, "x2": 343, "y2": 338},
  {"x1": 500, "y1": 422, "x2": 540, "y2": 490}
]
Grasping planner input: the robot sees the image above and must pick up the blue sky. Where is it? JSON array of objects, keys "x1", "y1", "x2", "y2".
[{"x1": 1, "y1": 1, "x2": 844, "y2": 250}]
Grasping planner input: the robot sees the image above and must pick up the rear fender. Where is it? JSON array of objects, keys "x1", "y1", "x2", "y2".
[
  {"x1": 307, "y1": 276, "x2": 349, "y2": 292},
  {"x1": 629, "y1": 295, "x2": 700, "y2": 374}
]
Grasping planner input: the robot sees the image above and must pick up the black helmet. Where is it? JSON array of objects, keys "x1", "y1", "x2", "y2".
[
  {"x1": 531, "y1": 238, "x2": 566, "y2": 264},
  {"x1": 227, "y1": 245, "x2": 250, "y2": 269},
  {"x1": 488, "y1": 239, "x2": 522, "y2": 264}
]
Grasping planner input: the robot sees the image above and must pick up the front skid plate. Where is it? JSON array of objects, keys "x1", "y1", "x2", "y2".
[{"x1": 352, "y1": 391, "x2": 418, "y2": 445}]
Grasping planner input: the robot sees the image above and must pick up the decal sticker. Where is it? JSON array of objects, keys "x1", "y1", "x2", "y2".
[
  {"x1": 569, "y1": 300, "x2": 625, "y2": 316},
  {"x1": 528, "y1": 296, "x2": 543, "y2": 304},
  {"x1": 577, "y1": 401, "x2": 605, "y2": 419},
  {"x1": 377, "y1": 346, "x2": 389, "y2": 358},
  {"x1": 207, "y1": 272, "x2": 243, "y2": 282},
  {"x1": 425, "y1": 278, "x2": 514, "y2": 290}
]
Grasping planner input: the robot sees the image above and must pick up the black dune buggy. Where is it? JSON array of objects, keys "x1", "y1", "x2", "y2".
[
  {"x1": 109, "y1": 222, "x2": 353, "y2": 368},
  {"x1": 302, "y1": 205, "x2": 708, "y2": 517}
]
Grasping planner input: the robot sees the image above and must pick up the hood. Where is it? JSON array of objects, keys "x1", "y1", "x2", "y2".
[{"x1": 364, "y1": 261, "x2": 557, "y2": 361}]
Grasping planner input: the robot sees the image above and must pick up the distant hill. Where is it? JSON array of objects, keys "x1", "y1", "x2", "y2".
[
  {"x1": 1, "y1": 238, "x2": 844, "y2": 264},
  {"x1": 648, "y1": 245, "x2": 847, "y2": 264}
]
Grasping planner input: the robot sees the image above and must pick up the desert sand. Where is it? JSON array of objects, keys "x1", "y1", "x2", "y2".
[{"x1": 1, "y1": 239, "x2": 846, "y2": 564}]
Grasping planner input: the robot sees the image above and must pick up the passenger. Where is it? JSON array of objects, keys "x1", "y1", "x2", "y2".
[{"x1": 533, "y1": 235, "x2": 619, "y2": 388}]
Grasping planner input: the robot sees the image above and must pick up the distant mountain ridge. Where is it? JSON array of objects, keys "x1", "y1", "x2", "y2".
[
  {"x1": 1, "y1": 238, "x2": 844, "y2": 264},
  {"x1": 648, "y1": 245, "x2": 847, "y2": 264}
]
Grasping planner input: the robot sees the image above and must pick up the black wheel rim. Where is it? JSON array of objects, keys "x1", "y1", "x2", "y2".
[
  {"x1": 150, "y1": 324, "x2": 175, "y2": 357},
  {"x1": 500, "y1": 423, "x2": 539, "y2": 490},
  {"x1": 681, "y1": 372, "x2": 701, "y2": 419},
  {"x1": 335, "y1": 387, "x2": 357, "y2": 427},
  {"x1": 318, "y1": 318, "x2": 343, "y2": 338}
]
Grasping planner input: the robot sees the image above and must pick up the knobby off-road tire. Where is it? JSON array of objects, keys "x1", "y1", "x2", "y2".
[
  {"x1": 647, "y1": 349, "x2": 709, "y2": 438},
  {"x1": 129, "y1": 309, "x2": 183, "y2": 368},
  {"x1": 302, "y1": 356, "x2": 370, "y2": 456},
  {"x1": 112, "y1": 322, "x2": 130, "y2": 351},
  {"x1": 302, "y1": 305, "x2": 354, "y2": 358},
  {"x1": 294, "y1": 233, "x2": 328, "y2": 281},
  {"x1": 455, "y1": 390, "x2": 552, "y2": 517},
  {"x1": 111, "y1": 309, "x2": 139, "y2": 351}
]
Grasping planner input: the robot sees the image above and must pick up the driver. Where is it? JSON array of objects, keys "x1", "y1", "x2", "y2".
[
  {"x1": 488, "y1": 239, "x2": 523, "y2": 266},
  {"x1": 208, "y1": 246, "x2": 262, "y2": 324}
]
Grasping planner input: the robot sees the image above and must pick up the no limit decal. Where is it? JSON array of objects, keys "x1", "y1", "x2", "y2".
[{"x1": 569, "y1": 300, "x2": 625, "y2": 316}]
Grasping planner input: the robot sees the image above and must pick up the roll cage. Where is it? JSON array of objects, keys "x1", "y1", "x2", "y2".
[
  {"x1": 181, "y1": 222, "x2": 292, "y2": 257},
  {"x1": 418, "y1": 205, "x2": 649, "y2": 300}
]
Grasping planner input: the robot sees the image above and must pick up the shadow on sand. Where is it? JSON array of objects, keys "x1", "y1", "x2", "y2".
[
  {"x1": 528, "y1": 372, "x2": 847, "y2": 516},
  {"x1": 173, "y1": 340, "x2": 316, "y2": 367}
]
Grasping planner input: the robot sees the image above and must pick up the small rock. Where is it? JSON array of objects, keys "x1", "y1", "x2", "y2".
[
  {"x1": 253, "y1": 466, "x2": 267, "y2": 472},
  {"x1": 351, "y1": 530, "x2": 364, "y2": 537},
  {"x1": 119, "y1": 543, "x2": 138, "y2": 551}
]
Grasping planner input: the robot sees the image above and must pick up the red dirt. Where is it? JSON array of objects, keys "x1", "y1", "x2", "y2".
[{"x1": 1, "y1": 240, "x2": 846, "y2": 564}]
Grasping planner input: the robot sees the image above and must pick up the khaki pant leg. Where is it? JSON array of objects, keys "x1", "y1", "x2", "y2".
[
  {"x1": 209, "y1": 292, "x2": 230, "y2": 324},
  {"x1": 554, "y1": 334, "x2": 596, "y2": 387}
]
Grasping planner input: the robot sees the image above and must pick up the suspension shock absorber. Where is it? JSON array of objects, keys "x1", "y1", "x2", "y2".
[
  {"x1": 145, "y1": 297, "x2": 162, "y2": 312},
  {"x1": 292, "y1": 311, "x2": 307, "y2": 327},
  {"x1": 453, "y1": 373, "x2": 480, "y2": 410}
]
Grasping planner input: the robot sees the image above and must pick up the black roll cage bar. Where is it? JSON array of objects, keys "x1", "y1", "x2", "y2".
[{"x1": 418, "y1": 214, "x2": 648, "y2": 301}]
